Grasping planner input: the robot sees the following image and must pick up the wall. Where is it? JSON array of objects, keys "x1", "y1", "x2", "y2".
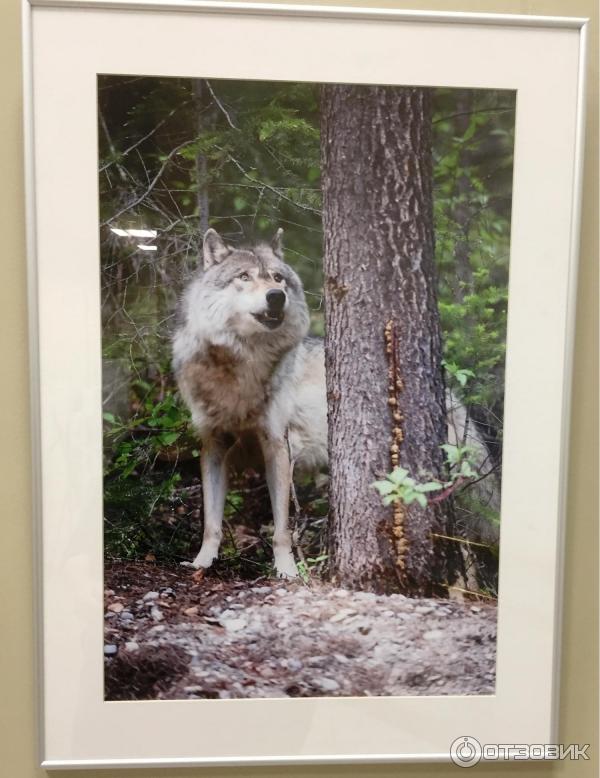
[{"x1": 0, "y1": 0, "x2": 596, "y2": 776}]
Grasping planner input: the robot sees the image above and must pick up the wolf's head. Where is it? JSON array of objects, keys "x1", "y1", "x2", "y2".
[{"x1": 180, "y1": 228, "x2": 310, "y2": 351}]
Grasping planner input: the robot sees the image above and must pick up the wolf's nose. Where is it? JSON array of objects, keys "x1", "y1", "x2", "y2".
[{"x1": 266, "y1": 289, "x2": 286, "y2": 312}]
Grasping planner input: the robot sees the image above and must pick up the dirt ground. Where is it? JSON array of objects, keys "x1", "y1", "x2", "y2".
[{"x1": 104, "y1": 561, "x2": 496, "y2": 700}]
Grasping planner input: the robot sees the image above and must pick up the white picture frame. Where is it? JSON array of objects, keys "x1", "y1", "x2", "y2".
[{"x1": 23, "y1": 0, "x2": 588, "y2": 768}]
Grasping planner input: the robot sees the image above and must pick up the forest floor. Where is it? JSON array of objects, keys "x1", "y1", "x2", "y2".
[{"x1": 104, "y1": 561, "x2": 496, "y2": 700}]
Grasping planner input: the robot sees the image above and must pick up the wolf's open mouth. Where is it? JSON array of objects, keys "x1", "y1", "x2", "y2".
[{"x1": 253, "y1": 311, "x2": 284, "y2": 330}]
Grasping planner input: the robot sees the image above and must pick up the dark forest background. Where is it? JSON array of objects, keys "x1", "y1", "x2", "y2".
[{"x1": 99, "y1": 77, "x2": 513, "y2": 596}]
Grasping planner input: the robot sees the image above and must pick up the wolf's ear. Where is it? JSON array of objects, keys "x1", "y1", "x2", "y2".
[
  {"x1": 271, "y1": 227, "x2": 284, "y2": 259},
  {"x1": 203, "y1": 228, "x2": 231, "y2": 269}
]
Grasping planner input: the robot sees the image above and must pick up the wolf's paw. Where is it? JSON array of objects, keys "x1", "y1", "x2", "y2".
[
  {"x1": 274, "y1": 554, "x2": 298, "y2": 579},
  {"x1": 192, "y1": 546, "x2": 218, "y2": 570}
]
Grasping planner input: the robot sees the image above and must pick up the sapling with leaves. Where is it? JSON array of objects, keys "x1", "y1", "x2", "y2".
[{"x1": 372, "y1": 442, "x2": 480, "y2": 510}]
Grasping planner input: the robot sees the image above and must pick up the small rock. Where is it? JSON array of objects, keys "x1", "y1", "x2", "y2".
[
  {"x1": 423, "y1": 629, "x2": 444, "y2": 641},
  {"x1": 251, "y1": 586, "x2": 271, "y2": 594},
  {"x1": 150, "y1": 607, "x2": 164, "y2": 621},
  {"x1": 104, "y1": 589, "x2": 115, "y2": 597},
  {"x1": 143, "y1": 591, "x2": 160, "y2": 602},
  {"x1": 355, "y1": 592, "x2": 377, "y2": 602},
  {"x1": 103, "y1": 644, "x2": 118, "y2": 656},
  {"x1": 334, "y1": 589, "x2": 349, "y2": 597},
  {"x1": 184, "y1": 606, "x2": 199, "y2": 616},
  {"x1": 287, "y1": 658, "x2": 303, "y2": 672},
  {"x1": 470, "y1": 606, "x2": 482, "y2": 613},
  {"x1": 107, "y1": 602, "x2": 124, "y2": 613},
  {"x1": 120, "y1": 611, "x2": 134, "y2": 622},
  {"x1": 314, "y1": 677, "x2": 339, "y2": 692},
  {"x1": 275, "y1": 588, "x2": 287, "y2": 597},
  {"x1": 223, "y1": 617, "x2": 248, "y2": 633},
  {"x1": 125, "y1": 641, "x2": 139, "y2": 652},
  {"x1": 373, "y1": 643, "x2": 392, "y2": 660},
  {"x1": 104, "y1": 611, "x2": 117, "y2": 620},
  {"x1": 415, "y1": 605, "x2": 434, "y2": 615},
  {"x1": 333, "y1": 653, "x2": 349, "y2": 664},
  {"x1": 329, "y1": 608, "x2": 356, "y2": 623},
  {"x1": 381, "y1": 610, "x2": 395, "y2": 618}
]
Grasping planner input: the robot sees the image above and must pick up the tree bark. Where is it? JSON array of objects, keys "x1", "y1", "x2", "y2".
[{"x1": 321, "y1": 85, "x2": 452, "y2": 596}]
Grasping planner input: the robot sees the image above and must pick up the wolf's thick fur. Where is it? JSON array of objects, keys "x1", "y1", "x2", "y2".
[{"x1": 173, "y1": 228, "x2": 326, "y2": 577}]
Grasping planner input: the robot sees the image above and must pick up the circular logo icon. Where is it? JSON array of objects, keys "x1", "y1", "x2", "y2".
[{"x1": 450, "y1": 736, "x2": 482, "y2": 768}]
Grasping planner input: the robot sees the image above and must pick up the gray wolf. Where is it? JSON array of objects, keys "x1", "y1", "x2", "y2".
[
  {"x1": 172, "y1": 228, "x2": 327, "y2": 578},
  {"x1": 173, "y1": 228, "x2": 498, "y2": 580}
]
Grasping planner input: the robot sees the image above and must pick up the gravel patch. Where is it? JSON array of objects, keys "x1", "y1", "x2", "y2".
[{"x1": 104, "y1": 561, "x2": 496, "y2": 700}]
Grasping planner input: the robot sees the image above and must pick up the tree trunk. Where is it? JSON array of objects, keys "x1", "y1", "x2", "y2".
[{"x1": 321, "y1": 85, "x2": 453, "y2": 596}]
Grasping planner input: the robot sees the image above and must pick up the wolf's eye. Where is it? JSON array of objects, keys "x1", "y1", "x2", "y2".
[
  {"x1": 238, "y1": 272, "x2": 250, "y2": 282},
  {"x1": 273, "y1": 273, "x2": 283, "y2": 283}
]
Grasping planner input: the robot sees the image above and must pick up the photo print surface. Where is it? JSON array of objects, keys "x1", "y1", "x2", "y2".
[{"x1": 99, "y1": 76, "x2": 514, "y2": 701}]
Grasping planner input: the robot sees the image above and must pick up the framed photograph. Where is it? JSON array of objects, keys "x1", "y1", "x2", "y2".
[{"x1": 24, "y1": 0, "x2": 588, "y2": 769}]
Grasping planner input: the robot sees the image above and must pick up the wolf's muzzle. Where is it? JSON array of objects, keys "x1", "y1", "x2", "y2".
[
  {"x1": 266, "y1": 289, "x2": 286, "y2": 312},
  {"x1": 253, "y1": 289, "x2": 286, "y2": 330}
]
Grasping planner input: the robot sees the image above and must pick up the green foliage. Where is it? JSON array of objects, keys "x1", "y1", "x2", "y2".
[
  {"x1": 433, "y1": 89, "x2": 514, "y2": 416},
  {"x1": 296, "y1": 554, "x2": 329, "y2": 584},
  {"x1": 442, "y1": 360, "x2": 475, "y2": 388},
  {"x1": 103, "y1": 383, "x2": 199, "y2": 560},
  {"x1": 373, "y1": 467, "x2": 444, "y2": 510},
  {"x1": 104, "y1": 390, "x2": 195, "y2": 478},
  {"x1": 104, "y1": 472, "x2": 183, "y2": 560},
  {"x1": 372, "y1": 443, "x2": 480, "y2": 510},
  {"x1": 224, "y1": 490, "x2": 245, "y2": 519},
  {"x1": 439, "y1": 443, "x2": 479, "y2": 479}
]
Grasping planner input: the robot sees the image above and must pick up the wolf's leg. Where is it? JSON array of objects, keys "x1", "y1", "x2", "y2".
[
  {"x1": 259, "y1": 433, "x2": 297, "y2": 578},
  {"x1": 192, "y1": 436, "x2": 228, "y2": 569}
]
